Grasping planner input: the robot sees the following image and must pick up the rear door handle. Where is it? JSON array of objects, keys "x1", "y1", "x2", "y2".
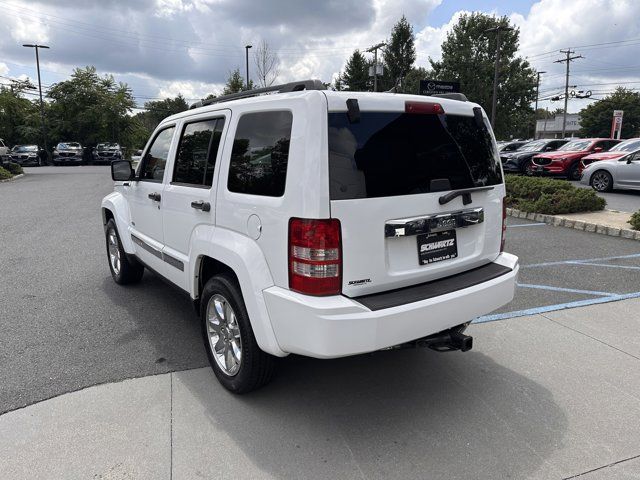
[
  {"x1": 148, "y1": 192, "x2": 161, "y2": 201},
  {"x1": 191, "y1": 200, "x2": 211, "y2": 212}
]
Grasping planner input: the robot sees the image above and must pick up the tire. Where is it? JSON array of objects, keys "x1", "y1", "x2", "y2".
[
  {"x1": 200, "y1": 274, "x2": 275, "y2": 393},
  {"x1": 522, "y1": 159, "x2": 534, "y2": 176},
  {"x1": 105, "y1": 219, "x2": 144, "y2": 284},
  {"x1": 568, "y1": 162, "x2": 581, "y2": 181},
  {"x1": 590, "y1": 170, "x2": 613, "y2": 192}
]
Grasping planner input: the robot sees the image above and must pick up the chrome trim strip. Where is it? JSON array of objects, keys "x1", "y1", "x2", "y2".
[
  {"x1": 131, "y1": 234, "x2": 184, "y2": 271},
  {"x1": 385, "y1": 207, "x2": 484, "y2": 238}
]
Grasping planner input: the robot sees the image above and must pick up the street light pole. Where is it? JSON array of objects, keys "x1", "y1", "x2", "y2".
[
  {"x1": 23, "y1": 43, "x2": 50, "y2": 160},
  {"x1": 245, "y1": 45, "x2": 252, "y2": 90},
  {"x1": 534, "y1": 71, "x2": 546, "y2": 138},
  {"x1": 485, "y1": 26, "x2": 513, "y2": 128}
]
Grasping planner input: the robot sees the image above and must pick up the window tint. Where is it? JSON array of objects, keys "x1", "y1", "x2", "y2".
[
  {"x1": 328, "y1": 111, "x2": 502, "y2": 200},
  {"x1": 140, "y1": 127, "x2": 175, "y2": 182},
  {"x1": 173, "y1": 118, "x2": 224, "y2": 187},
  {"x1": 227, "y1": 111, "x2": 292, "y2": 197}
]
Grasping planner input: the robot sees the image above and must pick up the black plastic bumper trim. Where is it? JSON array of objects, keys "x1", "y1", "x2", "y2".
[{"x1": 352, "y1": 262, "x2": 512, "y2": 311}]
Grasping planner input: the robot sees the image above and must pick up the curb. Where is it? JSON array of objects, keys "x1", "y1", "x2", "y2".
[
  {"x1": 506, "y1": 208, "x2": 640, "y2": 241},
  {"x1": 0, "y1": 173, "x2": 24, "y2": 183}
]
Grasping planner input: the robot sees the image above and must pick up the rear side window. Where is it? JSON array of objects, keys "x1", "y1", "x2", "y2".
[
  {"x1": 328, "y1": 111, "x2": 502, "y2": 200},
  {"x1": 227, "y1": 111, "x2": 292, "y2": 197},
  {"x1": 140, "y1": 126, "x2": 175, "y2": 182},
  {"x1": 173, "y1": 118, "x2": 224, "y2": 187}
]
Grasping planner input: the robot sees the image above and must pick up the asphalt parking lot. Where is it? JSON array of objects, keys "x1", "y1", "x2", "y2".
[{"x1": 1, "y1": 167, "x2": 640, "y2": 479}]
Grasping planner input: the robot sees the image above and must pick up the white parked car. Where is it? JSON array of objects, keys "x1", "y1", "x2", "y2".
[
  {"x1": 581, "y1": 149, "x2": 640, "y2": 192},
  {"x1": 101, "y1": 80, "x2": 519, "y2": 393}
]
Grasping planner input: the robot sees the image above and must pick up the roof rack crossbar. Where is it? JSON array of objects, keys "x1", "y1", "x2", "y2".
[{"x1": 190, "y1": 79, "x2": 326, "y2": 109}]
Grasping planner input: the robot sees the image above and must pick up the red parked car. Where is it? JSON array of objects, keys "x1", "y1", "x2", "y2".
[
  {"x1": 531, "y1": 138, "x2": 621, "y2": 181},
  {"x1": 579, "y1": 138, "x2": 640, "y2": 175}
]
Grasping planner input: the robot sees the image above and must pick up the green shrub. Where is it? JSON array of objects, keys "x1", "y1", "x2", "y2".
[
  {"x1": 0, "y1": 166, "x2": 12, "y2": 180},
  {"x1": 505, "y1": 175, "x2": 606, "y2": 215},
  {"x1": 4, "y1": 162, "x2": 23, "y2": 175},
  {"x1": 629, "y1": 211, "x2": 640, "y2": 231}
]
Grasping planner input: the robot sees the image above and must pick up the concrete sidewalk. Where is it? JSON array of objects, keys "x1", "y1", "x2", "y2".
[{"x1": 2, "y1": 299, "x2": 640, "y2": 480}]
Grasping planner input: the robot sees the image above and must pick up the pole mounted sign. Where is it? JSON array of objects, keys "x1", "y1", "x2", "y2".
[
  {"x1": 610, "y1": 110, "x2": 624, "y2": 140},
  {"x1": 419, "y1": 80, "x2": 460, "y2": 96}
]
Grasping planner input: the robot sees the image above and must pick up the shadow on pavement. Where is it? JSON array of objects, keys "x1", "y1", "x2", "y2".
[{"x1": 176, "y1": 349, "x2": 567, "y2": 479}]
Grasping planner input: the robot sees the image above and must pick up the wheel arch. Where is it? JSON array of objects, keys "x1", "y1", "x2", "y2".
[{"x1": 101, "y1": 192, "x2": 135, "y2": 253}]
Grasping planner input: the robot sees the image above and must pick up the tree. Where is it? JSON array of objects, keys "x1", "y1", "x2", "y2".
[
  {"x1": 429, "y1": 13, "x2": 537, "y2": 139},
  {"x1": 382, "y1": 16, "x2": 417, "y2": 90},
  {"x1": 579, "y1": 88, "x2": 640, "y2": 138},
  {"x1": 342, "y1": 50, "x2": 370, "y2": 91},
  {"x1": 403, "y1": 66, "x2": 431, "y2": 95},
  {"x1": 0, "y1": 84, "x2": 39, "y2": 146},
  {"x1": 47, "y1": 66, "x2": 137, "y2": 148},
  {"x1": 254, "y1": 40, "x2": 280, "y2": 87},
  {"x1": 223, "y1": 68, "x2": 253, "y2": 95},
  {"x1": 135, "y1": 95, "x2": 189, "y2": 132}
]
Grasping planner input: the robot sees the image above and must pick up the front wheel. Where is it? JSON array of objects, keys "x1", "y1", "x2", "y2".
[
  {"x1": 522, "y1": 159, "x2": 534, "y2": 176},
  {"x1": 590, "y1": 170, "x2": 613, "y2": 192},
  {"x1": 105, "y1": 219, "x2": 144, "y2": 284},
  {"x1": 200, "y1": 274, "x2": 275, "y2": 393}
]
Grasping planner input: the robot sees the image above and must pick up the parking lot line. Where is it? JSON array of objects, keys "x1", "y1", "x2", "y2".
[
  {"x1": 516, "y1": 283, "x2": 615, "y2": 297},
  {"x1": 506, "y1": 222, "x2": 546, "y2": 228},
  {"x1": 567, "y1": 262, "x2": 640, "y2": 270},
  {"x1": 474, "y1": 291, "x2": 640, "y2": 323},
  {"x1": 523, "y1": 253, "x2": 640, "y2": 269}
]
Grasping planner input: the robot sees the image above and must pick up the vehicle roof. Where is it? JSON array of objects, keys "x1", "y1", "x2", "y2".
[{"x1": 166, "y1": 90, "x2": 483, "y2": 124}]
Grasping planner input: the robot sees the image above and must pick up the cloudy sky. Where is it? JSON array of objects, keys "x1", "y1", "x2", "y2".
[{"x1": 1, "y1": 0, "x2": 639, "y2": 113}]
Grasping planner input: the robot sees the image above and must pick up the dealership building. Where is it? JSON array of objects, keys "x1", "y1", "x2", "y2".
[{"x1": 535, "y1": 113, "x2": 581, "y2": 139}]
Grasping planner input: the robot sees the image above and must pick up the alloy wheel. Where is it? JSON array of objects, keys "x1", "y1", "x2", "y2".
[
  {"x1": 591, "y1": 172, "x2": 610, "y2": 192},
  {"x1": 206, "y1": 294, "x2": 243, "y2": 376},
  {"x1": 107, "y1": 228, "x2": 121, "y2": 275}
]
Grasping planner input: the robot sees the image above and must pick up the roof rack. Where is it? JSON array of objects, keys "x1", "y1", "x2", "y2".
[
  {"x1": 432, "y1": 93, "x2": 468, "y2": 102},
  {"x1": 189, "y1": 79, "x2": 326, "y2": 109}
]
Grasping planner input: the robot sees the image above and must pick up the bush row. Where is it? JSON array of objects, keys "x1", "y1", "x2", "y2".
[
  {"x1": 0, "y1": 166, "x2": 13, "y2": 180},
  {"x1": 629, "y1": 211, "x2": 640, "y2": 231},
  {"x1": 4, "y1": 162, "x2": 23, "y2": 175},
  {"x1": 505, "y1": 175, "x2": 606, "y2": 215}
]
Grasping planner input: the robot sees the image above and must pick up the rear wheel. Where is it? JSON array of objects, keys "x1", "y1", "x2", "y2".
[
  {"x1": 568, "y1": 162, "x2": 581, "y2": 181},
  {"x1": 200, "y1": 274, "x2": 275, "y2": 393},
  {"x1": 590, "y1": 170, "x2": 613, "y2": 192},
  {"x1": 105, "y1": 219, "x2": 144, "y2": 284}
]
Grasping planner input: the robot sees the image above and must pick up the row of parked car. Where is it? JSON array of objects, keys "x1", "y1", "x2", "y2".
[
  {"x1": 0, "y1": 141, "x2": 124, "y2": 166},
  {"x1": 498, "y1": 137, "x2": 640, "y2": 192}
]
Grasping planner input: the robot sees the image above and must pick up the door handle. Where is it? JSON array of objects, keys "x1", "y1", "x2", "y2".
[
  {"x1": 191, "y1": 200, "x2": 211, "y2": 212},
  {"x1": 148, "y1": 192, "x2": 161, "y2": 201}
]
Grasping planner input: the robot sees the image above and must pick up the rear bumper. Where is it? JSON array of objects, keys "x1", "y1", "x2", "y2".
[{"x1": 263, "y1": 252, "x2": 519, "y2": 358}]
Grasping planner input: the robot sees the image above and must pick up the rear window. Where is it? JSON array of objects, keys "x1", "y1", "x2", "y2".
[{"x1": 328, "y1": 111, "x2": 502, "y2": 200}]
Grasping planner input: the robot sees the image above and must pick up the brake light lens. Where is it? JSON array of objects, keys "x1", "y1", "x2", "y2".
[
  {"x1": 405, "y1": 101, "x2": 445, "y2": 115},
  {"x1": 500, "y1": 199, "x2": 507, "y2": 252},
  {"x1": 289, "y1": 218, "x2": 342, "y2": 296}
]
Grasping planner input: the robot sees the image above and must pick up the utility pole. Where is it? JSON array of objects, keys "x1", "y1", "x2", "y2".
[
  {"x1": 554, "y1": 49, "x2": 583, "y2": 137},
  {"x1": 366, "y1": 42, "x2": 386, "y2": 92},
  {"x1": 244, "y1": 44, "x2": 252, "y2": 90},
  {"x1": 486, "y1": 26, "x2": 513, "y2": 128},
  {"x1": 533, "y1": 71, "x2": 546, "y2": 138},
  {"x1": 23, "y1": 43, "x2": 50, "y2": 159}
]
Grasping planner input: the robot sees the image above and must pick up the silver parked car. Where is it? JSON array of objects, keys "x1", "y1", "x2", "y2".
[
  {"x1": 53, "y1": 142, "x2": 84, "y2": 165},
  {"x1": 581, "y1": 149, "x2": 640, "y2": 192}
]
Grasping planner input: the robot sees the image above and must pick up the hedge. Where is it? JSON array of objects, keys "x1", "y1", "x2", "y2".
[
  {"x1": 505, "y1": 175, "x2": 606, "y2": 215},
  {"x1": 4, "y1": 162, "x2": 23, "y2": 175},
  {"x1": 629, "y1": 211, "x2": 640, "y2": 231},
  {"x1": 0, "y1": 166, "x2": 12, "y2": 180}
]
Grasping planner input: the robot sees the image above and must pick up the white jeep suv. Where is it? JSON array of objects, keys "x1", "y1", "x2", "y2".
[{"x1": 102, "y1": 80, "x2": 519, "y2": 393}]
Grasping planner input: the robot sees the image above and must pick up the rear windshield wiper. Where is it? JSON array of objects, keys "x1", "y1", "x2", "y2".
[{"x1": 439, "y1": 186, "x2": 495, "y2": 206}]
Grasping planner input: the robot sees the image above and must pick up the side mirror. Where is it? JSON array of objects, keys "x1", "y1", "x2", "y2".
[
  {"x1": 593, "y1": 147, "x2": 603, "y2": 153},
  {"x1": 111, "y1": 160, "x2": 134, "y2": 181}
]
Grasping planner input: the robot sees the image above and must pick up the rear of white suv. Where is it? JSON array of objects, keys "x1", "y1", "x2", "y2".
[{"x1": 263, "y1": 92, "x2": 518, "y2": 358}]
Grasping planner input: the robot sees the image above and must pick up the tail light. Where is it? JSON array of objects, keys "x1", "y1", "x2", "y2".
[
  {"x1": 289, "y1": 218, "x2": 342, "y2": 296},
  {"x1": 500, "y1": 199, "x2": 507, "y2": 252},
  {"x1": 405, "y1": 101, "x2": 445, "y2": 114}
]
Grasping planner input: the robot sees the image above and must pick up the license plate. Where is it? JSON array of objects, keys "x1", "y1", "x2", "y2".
[{"x1": 417, "y1": 230, "x2": 458, "y2": 265}]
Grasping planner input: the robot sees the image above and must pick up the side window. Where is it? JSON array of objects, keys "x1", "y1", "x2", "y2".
[
  {"x1": 173, "y1": 118, "x2": 225, "y2": 187},
  {"x1": 139, "y1": 127, "x2": 175, "y2": 182},
  {"x1": 227, "y1": 111, "x2": 293, "y2": 197}
]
